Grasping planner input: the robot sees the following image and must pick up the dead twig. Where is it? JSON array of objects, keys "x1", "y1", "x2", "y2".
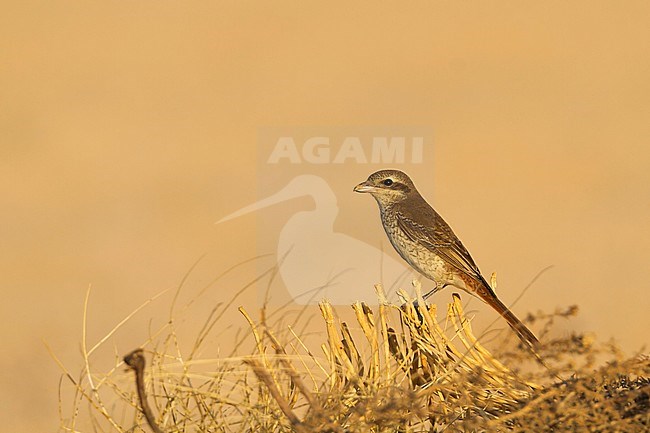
[
  {"x1": 245, "y1": 358, "x2": 309, "y2": 433},
  {"x1": 124, "y1": 349, "x2": 165, "y2": 433}
]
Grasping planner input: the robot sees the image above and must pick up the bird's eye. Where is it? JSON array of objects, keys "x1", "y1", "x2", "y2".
[{"x1": 382, "y1": 179, "x2": 393, "y2": 186}]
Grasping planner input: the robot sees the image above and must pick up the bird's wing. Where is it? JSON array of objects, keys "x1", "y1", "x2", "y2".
[{"x1": 396, "y1": 210, "x2": 482, "y2": 279}]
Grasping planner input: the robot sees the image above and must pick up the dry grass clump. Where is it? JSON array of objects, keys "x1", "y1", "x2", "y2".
[
  {"x1": 53, "y1": 282, "x2": 649, "y2": 432},
  {"x1": 501, "y1": 356, "x2": 649, "y2": 432}
]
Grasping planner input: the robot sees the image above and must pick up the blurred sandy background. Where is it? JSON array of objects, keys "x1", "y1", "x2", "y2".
[{"x1": 2, "y1": 1, "x2": 650, "y2": 431}]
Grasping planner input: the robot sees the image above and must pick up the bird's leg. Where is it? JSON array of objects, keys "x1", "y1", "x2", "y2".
[
  {"x1": 422, "y1": 282, "x2": 447, "y2": 300},
  {"x1": 411, "y1": 282, "x2": 446, "y2": 323},
  {"x1": 413, "y1": 281, "x2": 447, "y2": 323}
]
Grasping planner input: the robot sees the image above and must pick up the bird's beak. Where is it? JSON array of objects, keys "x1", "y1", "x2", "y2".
[{"x1": 353, "y1": 181, "x2": 375, "y2": 193}]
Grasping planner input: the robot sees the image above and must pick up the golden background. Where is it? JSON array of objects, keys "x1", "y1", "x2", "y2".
[{"x1": 1, "y1": 2, "x2": 649, "y2": 431}]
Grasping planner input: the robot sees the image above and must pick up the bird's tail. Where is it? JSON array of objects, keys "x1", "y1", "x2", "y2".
[{"x1": 474, "y1": 278, "x2": 539, "y2": 348}]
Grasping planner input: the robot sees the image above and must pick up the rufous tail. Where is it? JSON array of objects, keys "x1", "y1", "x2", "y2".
[{"x1": 474, "y1": 278, "x2": 539, "y2": 348}]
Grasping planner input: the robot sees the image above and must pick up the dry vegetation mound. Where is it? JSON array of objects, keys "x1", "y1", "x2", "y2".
[{"x1": 53, "y1": 284, "x2": 649, "y2": 432}]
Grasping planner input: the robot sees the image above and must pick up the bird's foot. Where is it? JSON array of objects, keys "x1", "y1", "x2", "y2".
[{"x1": 422, "y1": 282, "x2": 446, "y2": 300}]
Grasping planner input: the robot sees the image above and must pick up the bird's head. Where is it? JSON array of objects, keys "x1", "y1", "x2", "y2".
[{"x1": 354, "y1": 169, "x2": 417, "y2": 207}]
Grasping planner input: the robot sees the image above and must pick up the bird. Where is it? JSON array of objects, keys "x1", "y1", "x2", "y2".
[{"x1": 354, "y1": 169, "x2": 539, "y2": 347}]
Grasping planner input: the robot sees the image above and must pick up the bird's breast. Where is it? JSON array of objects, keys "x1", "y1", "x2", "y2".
[{"x1": 381, "y1": 211, "x2": 453, "y2": 284}]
